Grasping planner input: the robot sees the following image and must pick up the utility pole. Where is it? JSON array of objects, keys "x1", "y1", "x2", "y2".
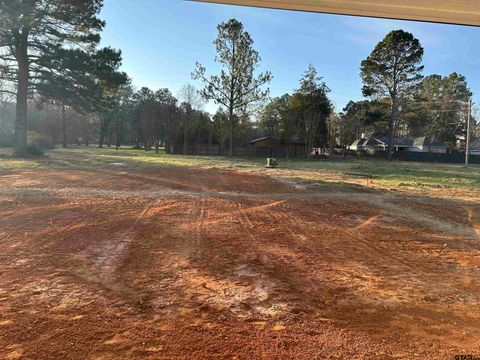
[{"x1": 465, "y1": 99, "x2": 472, "y2": 168}]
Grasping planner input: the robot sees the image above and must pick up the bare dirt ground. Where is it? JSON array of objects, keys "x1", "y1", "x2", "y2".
[{"x1": 1, "y1": 165, "x2": 480, "y2": 359}]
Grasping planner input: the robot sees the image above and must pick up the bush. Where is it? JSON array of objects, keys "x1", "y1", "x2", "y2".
[
  {"x1": 0, "y1": 133, "x2": 14, "y2": 148},
  {"x1": 27, "y1": 131, "x2": 55, "y2": 155},
  {"x1": 0, "y1": 124, "x2": 15, "y2": 148}
]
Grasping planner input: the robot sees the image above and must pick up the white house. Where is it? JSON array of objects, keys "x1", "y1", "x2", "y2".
[
  {"x1": 469, "y1": 141, "x2": 480, "y2": 156},
  {"x1": 349, "y1": 136, "x2": 447, "y2": 153},
  {"x1": 406, "y1": 137, "x2": 448, "y2": 154}
]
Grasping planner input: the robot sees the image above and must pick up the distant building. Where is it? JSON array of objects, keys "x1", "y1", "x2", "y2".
[
  {"x1": 407, "y1": 137, "x2": 448, "y2": 154},
  {"x1": 349, "y1": 136, "x2": 447, "y2": 154},
  {"x1": 249, "y1": 136, "x2": 308, "y2": 157},
  {"x1": 349, "y1": 138, "x2": 365, "y2": 151},
  {"x1": 469, "y1": 141, "x2": 480, "y2": 155}
]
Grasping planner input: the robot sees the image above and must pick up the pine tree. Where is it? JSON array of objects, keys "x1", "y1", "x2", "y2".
[
  {"x1": 361, "y1": 30, "x2": 424, "y2": 160},
  {"x1": 0, "y1": 0, "x2": 123, "y2": 154}
]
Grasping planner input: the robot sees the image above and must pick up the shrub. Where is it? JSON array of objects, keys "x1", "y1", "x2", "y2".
[{"x1": 27, "y1": 131, "x2": 55, "y2": 155}]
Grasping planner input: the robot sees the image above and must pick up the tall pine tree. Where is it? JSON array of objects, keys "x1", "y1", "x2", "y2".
[
  {"x1": 193, "y1": 18, "x2": 272, "y2": 157},
  {"x1": 0, "y1": 0, "x2": 123, "y2": 154},
  {"x1": 361, "y1": 30, "x2": 424, "y2": 160}
]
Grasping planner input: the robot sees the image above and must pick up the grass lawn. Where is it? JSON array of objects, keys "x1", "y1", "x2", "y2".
[{"x1": 1, "y1": 146, "x2": 479, "y2": 191}]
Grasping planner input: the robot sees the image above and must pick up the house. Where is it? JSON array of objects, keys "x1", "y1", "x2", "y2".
[
  {"x1": 349, "y1": 136, "x2": 447, "y2": 153},
  {"x1": 349, "y1": 138, "x2": 367, "y2": 151},
  {"x1": 249, "y1": 136, "x2": 276, "y2": 147},
  {"x1": 349, "y1": 136, "x2": 385, "y2": 152},
  {"x1": 469, "y1": 141, "x2": 480, "y2": 156},
  {"x1": 249, "y1": 136, "x2": 308, "y2": 157},
  {"x1": 407, "y1": 137, "x2": 448, "y2": 154}
]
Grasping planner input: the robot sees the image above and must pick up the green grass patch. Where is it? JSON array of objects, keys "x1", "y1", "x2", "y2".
[{"x1": 1, "y1": 146, "x2": 479, "y2": 191}]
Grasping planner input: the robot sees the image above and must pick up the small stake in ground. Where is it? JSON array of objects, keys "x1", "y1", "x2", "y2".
[{"x1": 266, "y1": 158, "x2": 278, "y2": 168}]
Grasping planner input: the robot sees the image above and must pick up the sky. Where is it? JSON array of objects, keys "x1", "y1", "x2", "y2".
[{"x1": 99, "y1": 0, "x2": 480, "y2": 114}]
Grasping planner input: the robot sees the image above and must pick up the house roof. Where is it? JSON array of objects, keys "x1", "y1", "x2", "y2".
[
  {"x1": 377, "y1": 137, "x2": 413, "y2": 146},
  {"x1": 250, "y1": 136, "x2": 306, "y2": 145},
  {"x1": 470, "y1": 141, "x2": 480, "y2": 150},
  {"x1": 413, "y1": 137, "x2": 446, "y2": 147},
  {"x1": 250, "y1": 136, "x2": 274, "y2": 144},
  {"x1": 350, "y1": 137, "x2": 383, "y2": 147},
  {"x1": 430, "y1": 139, "x2": 446, "y2": 147},
  {"x1": 364, "y1": 137, "x2": 385, "y2": 146},
  {"x1": 413, "y1": 137, "x2": 429, "y2": 147},
  {"x1": 351, "y1": 138, "x2": 366, "y2": 147},
  {"x1": 353, "y1": 136, "x2": 446, "y2": 148}
]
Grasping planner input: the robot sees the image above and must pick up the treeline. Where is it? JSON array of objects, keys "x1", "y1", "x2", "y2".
[
  {"x1": 0, "y1": 8, "x2": 275, "y2": 155},
  {"x1": 0, "y1": 1, "x2": 127, "y2": 155},
  {"x1": 0, "y1": 83, "x2": 258, "y2": 154},
  {"x1": 0, "y1": 1, "x2": 478, "y2": 158},
  {"x1": 0, "y1": 62, "x2": 333, "y2": 156},
  {"x1": 258, "y1": 31, "x2": 476, "y2": 158},
  {"x1": 258, "y1": 64, "x2": 333, "y2": 155},
  {"x1": 337, "y1": 72, "x2": 473, "y2": 151}
]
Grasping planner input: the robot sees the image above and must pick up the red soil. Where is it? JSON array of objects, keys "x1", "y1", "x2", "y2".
[{"x1": 0, "y1": 166, "x2": 480, "y2": 359}]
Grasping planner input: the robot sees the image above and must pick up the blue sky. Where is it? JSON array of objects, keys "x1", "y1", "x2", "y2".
[{"x1": 100, "y1": 0, "x2": 480, "y2": 114}]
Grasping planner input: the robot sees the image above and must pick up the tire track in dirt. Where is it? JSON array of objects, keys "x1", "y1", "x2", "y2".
[
  {"x1": 93, "y1": 199, "x2": 158, "y2": 270},
  {"x1": 262, "y1": 203, "x2": 373, "y2": 302},
  {"x1": 0, "y1": 199, "x2": 109, "y2": 263},
  {"x1": 235, "y1": 201, "x2": 258, "y2": 243},
  {"x1": 199, "y1": 198, "x2": 291, "y2": 318},
  {"x1": 196, "y1": 196, "x2": 206, "y2": 248},
  {"x1": 258, "y1": 201, "x2": 474, "y2": 340},
  {"x1": 2, "y1": 185, "x2": 473, "y2": 237},
  {"x1": 279, "y1": 196, "x2": 456, "y2": 276},
  {"x1": 267, "y1": 201, "x2": 429, "y2": 293},
  {"x1": 328, "y1": 192, "x2": 477, "y2": 239},
  {"x1": 272, "y1": 198, "x2": 480, "y2": 320},
  {"x1": 183, "y1": 195, "x2": 207, "y2": 259},
  {"x1": 68, "y1": 198, "x2": 159, "y2": 309}
]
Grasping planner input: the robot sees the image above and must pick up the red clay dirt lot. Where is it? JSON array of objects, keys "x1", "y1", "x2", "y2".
[{"x1": 1, "y1": 164, "x2": 480, "y2": 359}]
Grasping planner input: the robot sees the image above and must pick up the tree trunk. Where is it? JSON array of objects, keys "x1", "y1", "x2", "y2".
[
  {"x1": 388, "y1": 97, "x2": 399, "y2": 161},
  {"x1": 183, "y1": 120, "x2": 188, "y2": 155},
  {"x1": 228, "y1": 107, "x2": 234, "y2": 157},
  {"x1": 99, "y1": 117, "x2": 110, "y2": 148},
  {"x1": 207, "y1": 124, "x2": 212, "y2": 155},
  {"x1": 115, "y1": 119, "x2": 121, "y2": 150},
  {"x1": 98, "y1": 119, "x2": 104, "y2": 148},
  {"x1": 14, "y1": 39, "x2": 29, "y2": 156},
  {"x1": 62, "y1": 104, "x2": 67, "y2": 148},
  {"x1": 107, "y1": 132, "x2": 112, "y2": 147}
]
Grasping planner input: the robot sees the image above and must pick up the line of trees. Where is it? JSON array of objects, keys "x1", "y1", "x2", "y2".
[
  {"x1": 0, "y1": 10, "x2": 275, "y2": 156},
  {"x1": 258, "y1": 65, "x2": 333, "y2": 157},
  {"x1": 0, "y1": 79, "x2": 257, "y2": 155},
  {"x1": 352, "y1": 30, "x2": 473, "y2": 156},
  {"x1": 0, "y1": 0, "x2": 127, "y2": 155},
  {"x1": 0, "y1": 2, "x2": 477, "y2": 158},
  {"x1": 337, "y1": 72, "x2": 473, "y2": 151}
]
